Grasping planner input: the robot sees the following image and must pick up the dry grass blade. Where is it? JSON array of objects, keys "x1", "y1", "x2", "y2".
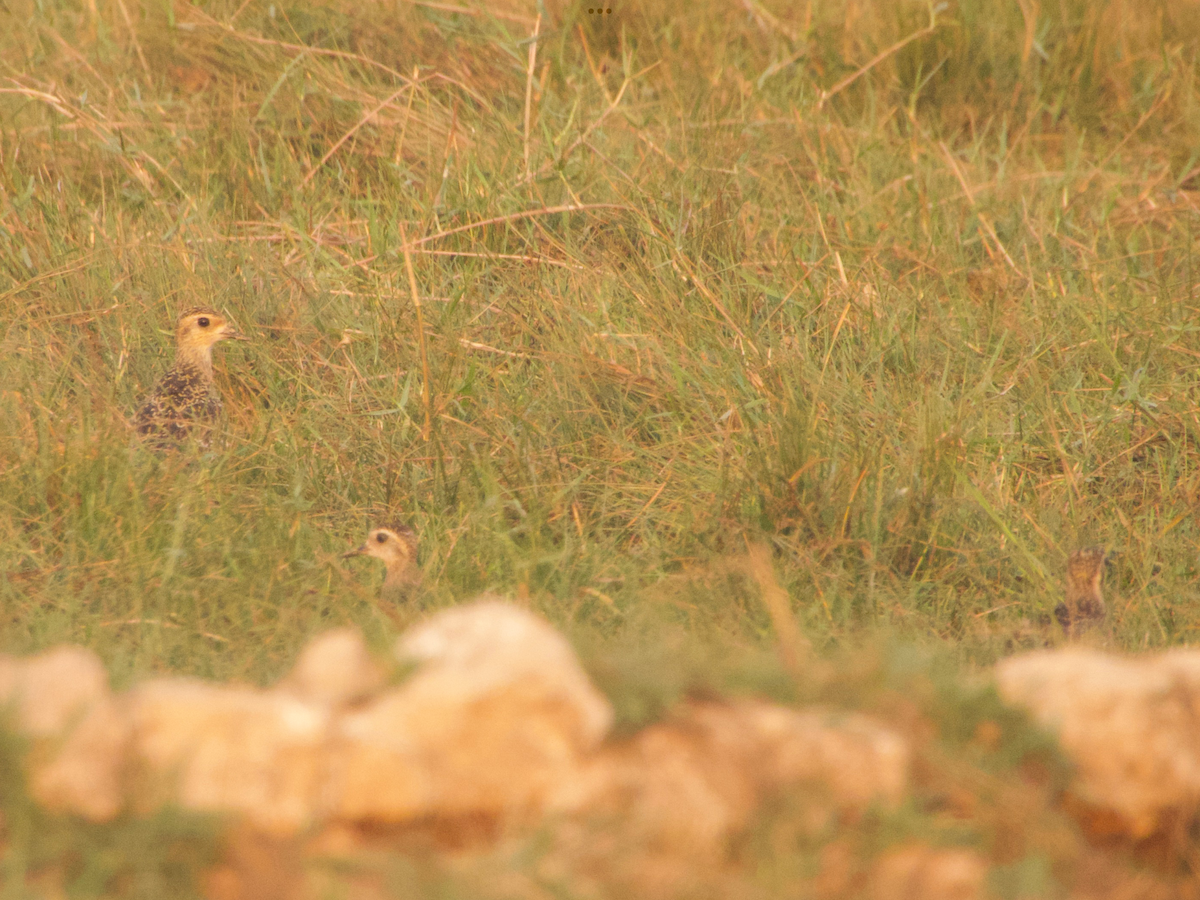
[
  {"x1": 817, "y1": 6, "x2": 942, "y2": 110},
  {"x1": 522, "y1": 13, "x2": 541, "y2": 178},
  {"x1": 745, "y1": 541, "x2": 811, "y2": 679},
  {"x1": 302, "y1": 83, "x2": 414, "y2": 186},
  {"x1": 405, "y1": 204, "x2": 633, "y2": 248},
  {"x1": 399, "y1": 221, "x2": 433, "y2": 442}
]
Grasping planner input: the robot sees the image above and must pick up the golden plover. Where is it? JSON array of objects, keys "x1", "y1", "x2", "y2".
[
  {"x1": 343, "y1": 523, "x2": 421, "y2": 602},
  {"x1": 135, "y1": 306, "x2": 247, "y2": 447},
  {"x1": 1054, "y1": 547, "x2": 1107, "y2": 638}
]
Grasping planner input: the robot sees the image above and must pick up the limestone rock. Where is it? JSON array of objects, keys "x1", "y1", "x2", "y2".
[
  {"x1": 277, "y1": 627, "x2": 383, "y2": 710},
  {"x1": 29, "y1": 695, "x2": 131, "y2": 821},
  {"x1": 0, "y1": 645, "x2": 109, "y2": 737},
  {"x1": 126, "y1": 679, "x2": 330, "y2": 834},
  {"x1": 546, "y1": 698, "x2": 909, "y2": 889},
  {"x1": 996, "y1": 647, "x2": 1200, "y2": 839},
  {"x1": 322, "y1": 599, "x2": 613, "y2": 824},
  {"x1": 0, "y1": 646, "x2": 125, "y2": 822},
  {"x1": 868, "y1": 844, "x2": 988, "y2": 900}
]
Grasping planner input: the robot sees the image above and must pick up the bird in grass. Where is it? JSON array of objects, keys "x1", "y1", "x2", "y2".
[
  {"x1": 135, "y1": 306, "x2": 247, "y2": 448},
  {"x1": 343, "y1": 523, "x2": 422, "y2": 603},
  {"x1": 1054, "y1": 547, "x2": 1107, "y2": 639}
]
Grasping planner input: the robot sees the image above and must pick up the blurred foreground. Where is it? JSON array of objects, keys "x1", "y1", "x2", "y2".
[{"x1": 4, "y1": 599, "x2": 1200, "y2": 899}]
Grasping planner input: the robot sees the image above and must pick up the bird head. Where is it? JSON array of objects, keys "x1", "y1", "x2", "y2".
[
  {"x1": 175, "y1": 307, "x2": 247, "y2": 354},
  {"x1": 343, "y1": 523, "x2": 420, "y2": 587}
]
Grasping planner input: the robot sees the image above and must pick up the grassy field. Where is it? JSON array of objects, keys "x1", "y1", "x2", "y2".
[{"x1": 2, "y1": 0, "x2": 1200, "y2": 894}]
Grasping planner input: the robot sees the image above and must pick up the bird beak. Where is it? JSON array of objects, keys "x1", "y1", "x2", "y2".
[
  {"x1": 342, "y1": 544, "x2": 367, "y2": 559},
  {"x1": 223, "y1": 327, "x2": 250, "y2": 342}
]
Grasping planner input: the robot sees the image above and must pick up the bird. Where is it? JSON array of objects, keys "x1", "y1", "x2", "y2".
[
  {"x1": 135, "y1": 306, "x2": 247, "y2": 448},
  {"x1": 343, "y1": 523, "x2": 422, "y2": 602},
  {"x1": 1054, "y1": 547, "x2": 1107, "y2": 639}
]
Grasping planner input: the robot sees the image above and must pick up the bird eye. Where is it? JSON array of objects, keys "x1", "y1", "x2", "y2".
[
  {"x1": 197, "y1": 317, "x2": 210, "y2": 327},
  {"x1": 376, "y1": 533, "x2": 388, "y2": 543}
]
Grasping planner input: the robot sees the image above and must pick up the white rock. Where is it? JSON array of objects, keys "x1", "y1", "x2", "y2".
[
  {"x1": 550, "y1": 698, "x2": 909, "y2": 856},
  {"x1": 322, "y1": 599, "x2": 613, "y2": 823},
  {"x1": 996, "y1": 647, "x2": 1200, "y2": 838},
  {"x1": 30, "y1": 695, "x2": 130, "y2": 821},
  {"x1": 276, "y1": 627, "x2": 383, "y2": 710},
  {"x1": 0, "y1": 645, "x2": 109, "y2": 737},
  {"x1": 127, "y1": 679, "x2": 330, "y2": 834}
]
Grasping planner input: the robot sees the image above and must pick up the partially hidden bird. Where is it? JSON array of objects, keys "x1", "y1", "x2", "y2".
[
  {"x1": 343, "y1": 523, "x2": 422, "y2": 603},
  {"x1": 135, "y1": 306, "x2": 247, "y2": 448},
  {"x1": 1054, "y1": 547, "x2": 1107, "y2": 639}
]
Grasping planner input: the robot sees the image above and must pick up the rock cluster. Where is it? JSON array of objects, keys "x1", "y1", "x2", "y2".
[
  {"x1": 0, "y1": 598, "x2": 914, "y2": 897},
  {"x1": 547, "y1": 697, "x2": 911, "y2": 895},
  {"x1": 996, "y1": 646, "x2": 1200, "y2": 843},
  {"x1": 10, "y1": 605, "x2": 1200, "y2": 896}
]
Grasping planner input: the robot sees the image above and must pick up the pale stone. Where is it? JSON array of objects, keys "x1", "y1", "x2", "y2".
[
  {"x1": 996, "y1": 647, "x2": 1200, "y2": 839},
  {"x1": 547, "y1": 698, "x2": 910, "y2": 881},
  {"x1": 0, "y1": 645, "x2": 109, "y2": 737},
  {"x1": 29, "y1": 695, "x2": 131, "y2": 821},
  {"x1": 127, "y1": 679, "x2": 330, "y2": 834},
  {"x1": 322, "y1": 599, "x2": 613, "y2": 823},
  {"x1": 277, "y1": 627, "x2": 383, "y2": 710},
  {"x1": 869, "y1": 844, "x2": 988, "y2": 900},
  {"x1": 0, "y1": 646, "x2": 125, "y2": 822}
]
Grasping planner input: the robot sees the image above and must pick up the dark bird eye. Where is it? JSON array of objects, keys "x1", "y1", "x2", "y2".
[
  {"x1": 376, "y1": 533, "x2": 388, "y2": 543},
  {"x1": 197, "y1": 317, "x2": 210, "y2": 327}
]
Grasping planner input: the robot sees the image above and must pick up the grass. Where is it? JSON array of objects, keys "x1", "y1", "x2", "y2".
[{"x1": 3, "y1": 0, "x2": 1200, "y2": 894}]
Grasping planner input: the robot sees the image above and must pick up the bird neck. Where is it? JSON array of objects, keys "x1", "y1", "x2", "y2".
[
  {"x1": 383, "y1": 562, "x2": 415, "y2": 590},
  {"x1": 380, "y1": 568, "x2": 419, "y2": 606},
  {"x1": 174, "y1": 344, "x2": 215, "y2": 380}
]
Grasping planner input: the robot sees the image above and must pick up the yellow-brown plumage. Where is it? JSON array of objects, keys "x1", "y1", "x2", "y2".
[
  {"x1": 343, "y1": 523, "x2": 421, "y2": 602},
  {"x1": 1054, "y1": 547, "x2": 1107, "y2": 638},
  {"x1": 135, "y1": 307, "x2": 246, "y2": 448}
]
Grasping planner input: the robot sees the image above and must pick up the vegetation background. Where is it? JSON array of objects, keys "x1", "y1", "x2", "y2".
[{"x1": 2, "y1": 0, "x2": 1200, "y2": 895}]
